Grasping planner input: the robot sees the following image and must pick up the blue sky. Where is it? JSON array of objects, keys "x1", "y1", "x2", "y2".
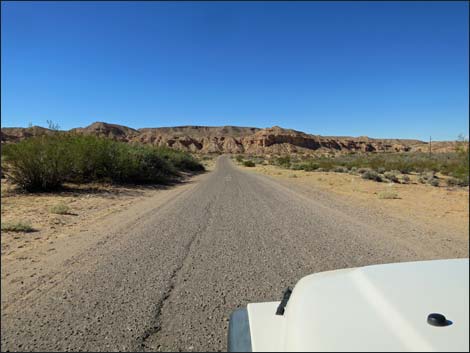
[{"x1": 1, "y1": 1, "x2": 468, "y2": 140}]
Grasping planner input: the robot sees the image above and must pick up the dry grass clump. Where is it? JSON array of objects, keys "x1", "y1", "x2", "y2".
[
  {"x1": 1, "y1": 220, "x2": 34, "y2": 232},
  {"x1": 377, "y1": 191, "x2": 400, "y2": 199},
  {"x1": 49, "y1": 202, "x2": 70, "y2": 215}
]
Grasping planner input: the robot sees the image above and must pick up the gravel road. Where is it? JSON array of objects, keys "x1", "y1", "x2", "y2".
[{"x1": 1, "y1": 155, "x2": 467, "y2": 352}]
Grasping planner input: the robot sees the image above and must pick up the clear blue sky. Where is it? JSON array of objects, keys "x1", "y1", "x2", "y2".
[{"x1": 2, "y1": 1, "x2": 468, "y2": 140}]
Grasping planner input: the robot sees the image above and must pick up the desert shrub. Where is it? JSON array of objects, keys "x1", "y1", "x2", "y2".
[
  {"x1": 300, "y1": 161, "x2": 319, "y2": 171},
  {"x1": 1, "y1": 134, "x2": 74, "y2": 191},
  {"x1": 275, "y1": 156, "x2": 291, "y2": 168},
  {"x1": 377, "y1": 167, "x2": 386, "y2": 174},
  {"x1": 333, "y1": 166, "x2": 348, "y2": 173},
  {"x1": 235, "y1": 155, "x2": 244, "y2": 163},
  {"x1": 155, "y1": 147, "x2": 204, "y2": 172},
  {"x1": 401, "y1": 175, "x2": 411, "y2": 183},
  {"x1": 316, "y1": 168, "x2": 325, "y2": 172},
  {"x1": 357, "y1": 167, "x2": 369, "y2": 174},
  {"x1": 446, "y1": 177, "x2": 466, "y2": 187},
  {"x1": 49, "y1": 203, "x2": 70, "y2": 215},
  {"x1": 243, "y1": 160, "x2": 255, "y2": 167},
  {"x1": 290, "y1": 164, "x2": 304, "y2": 170},
  {"x1": 429, "y1": 179, "x2": 440, "y2": 187},
  {"x1": 418, "y1": 175, "x2": 427, "y2": 184},
  {"x1": 383, "y1": 171, "x2": 399, "y2": 183},
  {"x1": 1, "y1": 220, "x2": 34, "y2": 232},
  {"x1": 1, "y1": 134, "x2": 204, "y2": 191},
  {"x1": 378, "y1": 191, "x2": 399, "y2": 199},
  {"x1": 361, "y1": 170, "x2": 382, "y2": 182}
]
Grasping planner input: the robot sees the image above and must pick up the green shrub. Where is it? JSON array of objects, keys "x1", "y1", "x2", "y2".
[
  {"x1": 49, "y1": 203, "x2": 70, "y2": 215},
  {"x1": 275, "y1": 156, "x2": 291, "y2": 168},
  {"x1": 235, "y1": 155, "x2": 244, "y2": 163},
  {"x1": 429, "y1": 179, "x2": 440, "y2": 187},
  {"x1": 383, "y1": 171, "x2": 399, "y2": 183},
  {"x1": 299, "y1": 162, "x2": 319, "y2": 171},
  {"x1": 361, "y1": 170, "x2": 382, "y2": 182},
  {"x1": 1, "y1": 221, "x2": 34, "y2": 232},
  {"x1": 1, "y1": 135, "x2": 73, "y2": 191},
  {"x1": 357, "y1": 167, "x2": 370, "y2": 174},
  {"x1": 446, "y1": 177, "x2": 466, "y2": 187},
  {"x1": 1, "y1": 134, "x2": 204, "y2": 191},
  {"x1": 333, "y1": 166, "x2": 348, "y2": 173},
  {"x1": 243, "y1": 160, "x2": 255, "y2": 167}
]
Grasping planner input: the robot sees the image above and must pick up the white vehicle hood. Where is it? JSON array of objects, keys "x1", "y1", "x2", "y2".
[{"x1": 248, "y1": 259, "x2": 469, "y2": 352}]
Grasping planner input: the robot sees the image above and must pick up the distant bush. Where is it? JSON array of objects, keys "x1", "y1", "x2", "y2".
[
  {"x1": 1, "y1": 220, "x2": 34, "y2": 232},
  {"x1": 49, "y1": 203, "x2": 70, "y2": 215},
  {"x1": 378, "y1": 191, "x2": 399, "y2": 199},
  {"x1": 383, "y1": 171, "x2": 399, "y2": 183},
  {"x1": 361, "y1": 170, "x2": 382, "y2": 182},
  {"x1": 1, "y1": 134, "x2": 204, "y2": 191},
  {"x1": 446, "y1": 177, "x2": 466, "y2": 187},
  {"x1": 243, "y1": 160, "x2": 256, "y2": 167},
  {"x1": 299, "y1": 161, "x2": 319, "y2": 171},
  {"x1": 357, "y1": 167, "x2": 370, "y2": 174},
  {"x1": 235, "y1": 155, "x2": 244, "y2": 163},
  {"x1": 275, "y1": 156, "x2": 291, "y2": 168},
  {"x1": 401, "y1": 175, "x2": 411, "y2": 184},
  {"x1": 333, "y1": 166, "x2": 348, "y2": 173},
  {"x1": 429, "y1": 179, "x2": 440, "y2": 187}
]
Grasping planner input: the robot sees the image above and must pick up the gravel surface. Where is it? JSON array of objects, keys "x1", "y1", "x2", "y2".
[{"x1": 1, "y1": 155, "x2": 467, "y2": 352}]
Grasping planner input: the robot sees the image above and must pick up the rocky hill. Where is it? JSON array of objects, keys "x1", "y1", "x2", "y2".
[{"x1": 1, "y1": 122, "x2": 459, "y2": 155}]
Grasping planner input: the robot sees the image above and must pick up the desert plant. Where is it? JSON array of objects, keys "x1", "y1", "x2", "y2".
[
  {"x1": 275, "y1": 156, "x2": 291, "y2": 168},
  {"x1": 49, "y1": 203, "x2": 70, "y2": 215},
  {"x1": 300, "y1": 161, "x2": 319, "y2": 171},
  {"x1": 401, "y1": 175, "x2": 411, "y2": 183},
  {"x1": 235, "y1": 155, "x2": 244, "y2": 163},
  {"x1": 383, "y1": 171, "x2": 399, "y2": 183},
  {"x1": 1, "y1": 134, "x2": 204, "y2": 191},
  {"x1": 361, "y1": 170, "x2": 382, "y2": 182},
  {"x1": 446, "y1": 177, "x2": 465, "y2": 187},
  {"x1": 1, "y1": 134, "x2": 74, "y2": 191},
  {"x1": 357, "y1": 167, "x2": 370, "y2": 174},
  {"x1": 378, "y1": 191, "x2": 399, "y2": 199},
  {"x1": 1, "y1": 221, "x2": 34, "y2": 232},
  {"x1": 429, "y1": 179, "x2": 440, "y2": 187},
  {"x1": 243, "y1": 160, "x2": 255, "y2": 167},
  {"x1": 333, "y1": 166, "x2": 348, "y2": 173}
]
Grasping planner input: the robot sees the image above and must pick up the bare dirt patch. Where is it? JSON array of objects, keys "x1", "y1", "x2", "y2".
[
  {"x1": 1, "y1": 180, "x2": 173, "y2": 262},
  {"x1": 242, "y1": 164, "x2": 469, "y2": 237}
]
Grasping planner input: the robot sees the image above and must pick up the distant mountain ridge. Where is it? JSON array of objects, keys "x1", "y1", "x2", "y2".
[{"x1": 0, "y1": 122, "x2": 458, "y2": 154}]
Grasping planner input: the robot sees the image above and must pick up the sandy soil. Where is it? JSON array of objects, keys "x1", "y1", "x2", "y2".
[
  {"x1": 1, "y1": 180, "x2": 171, "y2": 262},
  {"x1": 242, "y1": 164, "x2": 469, "y2": 237}
]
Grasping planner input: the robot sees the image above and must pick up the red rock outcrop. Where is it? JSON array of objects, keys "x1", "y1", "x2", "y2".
[{"x1": 1, "y1": 122, "x2": 459, "y2": 155}]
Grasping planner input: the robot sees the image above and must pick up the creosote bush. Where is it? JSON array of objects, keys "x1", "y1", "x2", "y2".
[{"x1": 2, "y1": 134, "x2": 204, "y2": 191}]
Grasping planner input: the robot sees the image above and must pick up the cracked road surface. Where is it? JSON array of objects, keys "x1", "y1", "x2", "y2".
[{"x1": 1, "y1": 155, "x2": 467, "y2": 352}]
